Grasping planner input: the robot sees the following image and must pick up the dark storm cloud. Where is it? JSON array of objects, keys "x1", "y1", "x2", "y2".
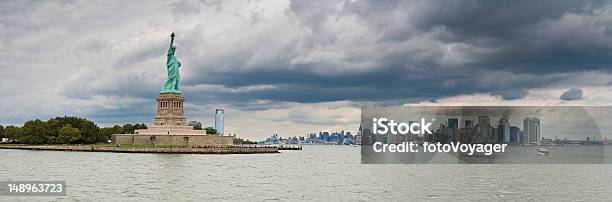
[
  {"x1": 560, "y1": 88, "x2": 584, "y2": 100},
  {"x1": 184, "y1": 0, "x2": 610, "y2": 106},
  {"x1": 294, "y1": 0, "x2": 612, "y2": 72},
  {"x1": 3, "y1": 0, "x2": 612, "y2": 124},
  {"x1": 492, "y1": 89, "x2": 530, "y2": 100},
  {"x1": 77, "y1": 0, "x2": 612, "y2": 109},
  {"x1": 180, "y1": 64, "x2": 579, "y2": 107}
]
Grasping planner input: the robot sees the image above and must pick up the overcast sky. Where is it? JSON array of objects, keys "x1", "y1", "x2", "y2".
[{"x1": 2, "y1": 0, "x2": 612, "y2": 140}]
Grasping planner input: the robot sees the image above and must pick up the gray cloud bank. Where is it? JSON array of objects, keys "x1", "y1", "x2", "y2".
[
  {"x1": 560, "y1": 88, "x2": 584, "y2": 100},
  {"x1": 1, "y1": 0, "x2": 612, "y2": 137}
]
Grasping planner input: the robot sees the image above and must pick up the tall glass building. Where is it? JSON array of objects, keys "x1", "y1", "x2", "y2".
[
  {"x1": 523, "y1": 117, "x2": 540, "y2": 144},
  {"x1": 215, "y1": 109, "x2": 224, "y2": 135}
]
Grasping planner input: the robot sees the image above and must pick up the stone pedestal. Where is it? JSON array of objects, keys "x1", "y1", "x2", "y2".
[
  {"x1": 111, "y1": 92, "x2": 234, "y2": 146},
  {"x1": 154, "y1": 92, "x2": 187, "y2": 126}
]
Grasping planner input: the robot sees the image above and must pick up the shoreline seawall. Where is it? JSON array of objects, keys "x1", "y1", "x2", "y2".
[{"x1": 0, "y1": 144, "x2": 279, "y2": 154}]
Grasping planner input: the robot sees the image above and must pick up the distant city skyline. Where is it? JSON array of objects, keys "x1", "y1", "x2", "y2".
[
  {"x1": 261, "y1": 130, "x2": 357, "y2": 145},
  {"x1": 362, "y1": 106, "x2": 612, "y2": 142}
]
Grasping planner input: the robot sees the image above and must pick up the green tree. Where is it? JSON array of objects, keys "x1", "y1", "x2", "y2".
[
  {"x1": 58, "y1": 124, "x2": 81, "y2": 144},
  {"x1": 122, "y1": 124, "x2": 134, "y2": 134},
  {"x1": 112, "y1": 125, "x2": 123, "y2": 134},
  {"x1": 233, "y1": 137, "x2": 257, "y2": 144},
  {"x1": 6, "y1": 116, "x2": 152, "y2": 144},
  {"x1": 0, "y1": 125, "x2": 4, "y2": 139},
  {"x1": 79, "y1": 118, "x2": 101, "y2": 143},
  {"x1": 22, "y1": 119, "x2": 49, "y2": 144},
  {"x1": 133, "y1": 123, "x2": 147, "y2": 130},
  {"x1": 47, "y1": 116, "x2": 101, "y2": 144},
  {"x1": 100, "y1": 127, "x2": 115, "y2": 140},
  {"x1": 193, "y1": 124, "x2": 202, "y2": 130},
  {"x1": 204, "y1": 127, "x2": 217, "y2": 135},
  {"x1": 4, "y1": 126, "x2": 23, "y2": 142}
]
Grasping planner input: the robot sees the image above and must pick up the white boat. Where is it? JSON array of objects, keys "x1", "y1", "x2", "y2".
[{"x1": 537, "y1": 147, "x2": 550, "y2": 155}]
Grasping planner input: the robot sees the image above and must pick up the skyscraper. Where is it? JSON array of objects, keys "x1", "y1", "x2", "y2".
[
  {"x1": 464, "y1": 119, "x2": 474, "y2": 128},
  {"x1": 531, "y1": 117, "x2": 540, "y2": 143},
  {"x1": 478, "y1": 116, "x2": 491, "y2": 142},
  {"x1": 215, "y1": 109, "x2": 224, "y2": 135},
  {"x1": 477, "y1": 116, "x2": 490, "y2": 128},
  {"x1": 510, "y1": 126, "x2": 519, "y2": 144},
  {"x1": 448, "y1": 118, "x2": 459, "y2": 129},
  {"x1": 523, "y1": 117, "x2": 540, "y2": 144},
  {"x1": 498, "y1": 115, "x2": 510, "y2": 143},
  {"x1": 503, "y1": 123, "x2": 510, "y2": 143},
  {"x1": 523, "y1": 118, "x2": 530, "y2": 144},
  {"x1": 497, "y1": 125, "x2": 504, "y2": 143}
]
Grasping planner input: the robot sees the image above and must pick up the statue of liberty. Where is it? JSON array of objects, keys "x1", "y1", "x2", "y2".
[{"x1": 161, "y1": 32, "x2": 182, "y2": 93}]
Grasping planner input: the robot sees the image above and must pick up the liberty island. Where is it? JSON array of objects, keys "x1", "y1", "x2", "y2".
[{"x1": 0, "y1": 33, "x2": 278, "y2": 154}]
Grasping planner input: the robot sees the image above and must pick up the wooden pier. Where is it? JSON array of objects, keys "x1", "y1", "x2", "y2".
[{"x1": 277, "y1": 145, "x2": 302, "y2": 150}]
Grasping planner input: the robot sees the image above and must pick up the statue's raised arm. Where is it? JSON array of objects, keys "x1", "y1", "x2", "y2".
[{"x1": 170, "y1": 32, "x2": 175, "y2": 49}]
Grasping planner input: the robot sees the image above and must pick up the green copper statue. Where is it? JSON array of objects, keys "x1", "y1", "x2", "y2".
[{"x1": 161, "y1": 32, "x2": 182, "y2": 93}]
